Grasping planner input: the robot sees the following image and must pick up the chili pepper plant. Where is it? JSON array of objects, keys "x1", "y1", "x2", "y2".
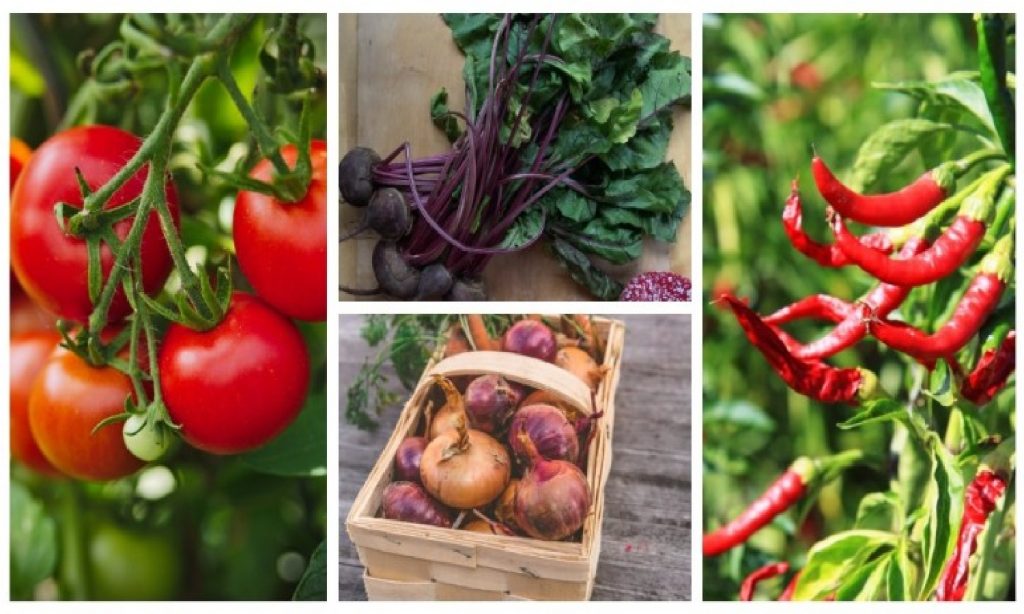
[
  {"x1": 9, "y1": 14, "x2": 327, "y2": 600},
  {"x1": 703, "y1": 14, "x2": 1015, "y2": 601}
]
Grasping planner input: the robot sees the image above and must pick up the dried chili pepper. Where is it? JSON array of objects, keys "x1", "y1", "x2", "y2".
[
  {"x1": 740, "y1": 562, "x2": 790, "y2": 601},
  {"x1": 812, "y1": 155, "x2": 956, "y2": 227},
  {"x1": 704, "y1": 457, "x2": 815, "y2": 557},
  {"x1": 782, "y1": 179, "x2": 893, "y2": 266},
  {"x1": 719, "y1": 293, "x2": 878, "y2": 404},
  {"x1": 830, "y1": 167, "x2": 1007, "y2": 287},
  {"x1": 870, "y1": 235, "x2": 1012, "y2": 362},
  {"x1": 935, "y1": 469, "x2": 1008, "y2": 601},
  {"x1": 961, "y1": 331, "x2": 1015, "y2": 405}
]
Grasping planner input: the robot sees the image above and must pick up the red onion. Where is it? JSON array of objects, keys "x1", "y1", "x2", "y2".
[
  {"x1": 394, "y1": 436, "x2": 427, "y2": 483},
  {"x1": 420, "y1": 415, "x2": 510, "y2": 509},
  {"x1": 382, "y1": 481, "x2": 453, "y2": 528},
  {"x1": 502, "y1": 320, "x2": 557, "y2": 362},
  {"x1": 514, "y1": 430, "x2": 591, "y2": 541},
  {"x1": 465, "y1": 374, "x2": 521, "y2": 434},
  {"x1": 508, "y1": 404, "x2": 579, "y2": 464}
]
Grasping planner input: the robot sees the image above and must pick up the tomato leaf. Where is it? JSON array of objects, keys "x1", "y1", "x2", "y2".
[{"x1": 241, "y1": 390, "x2": 326, "y2": 477}]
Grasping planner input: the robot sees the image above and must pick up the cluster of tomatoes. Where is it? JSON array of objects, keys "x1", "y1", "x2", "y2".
[{"x1": 9, "y1": 125, "x2": 327, "y2": 481}]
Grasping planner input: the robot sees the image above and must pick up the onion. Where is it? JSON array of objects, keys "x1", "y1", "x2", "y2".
[
  {"x1": 494, "y1": 479, "x2": 520, "y2": 529},
  {"x1": 463, "y1": 511, "x2": 516, "y2": 536},
  {"x1": 420, "y1": 413, "x2": 510, "y2": 509},
  {"x1": 428, "y1": 375, "x2": 466, "y2": 439},
  {"x1": 394, "y1": 437, "x2": 427, "y2": 483},
  {"x1": 555, "y1": 347, "x2": 606, "y2": 391},
  {"x1": 508, "y1": 404, "x2": 579, "y2": 464},
  {"x1": 520, "y1": 389, "x2": 581, "y2": 421},
  {"x1": 514, "y1": 429, "x2": 591, "y2": 541},
  {"x1": 465, "y1": 374, "x2": 521, "y2": 434},
  {"x1": 381, "y1": 481, "x2": 453, "y2": 528},
  {"x1": 502, "y1": 319, "x2": 557, "y2": 362}
]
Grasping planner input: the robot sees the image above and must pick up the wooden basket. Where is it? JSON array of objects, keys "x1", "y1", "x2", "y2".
[{"x1": 346, "y1": 317, "x2": 626, "y2": 600}]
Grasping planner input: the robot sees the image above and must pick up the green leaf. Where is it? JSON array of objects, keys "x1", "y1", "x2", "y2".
[
  {"x1": 430, "y1": 88, "x2": 462, "y2": 142},
  {"x1": 875, "y1": 76, "x2": 995, "y2": 138},
  {"x1": 241, "y1": 390, "x2": 326, "y2": 477},
  {"x1": 560, "y1": 220, "x2": 643, "y2": 265},
  {"x1": 292, "y1": 541, "x2": 326, "y2": 601},
  {"x1": 839, "y1": 397, "x2": 906, "y2": 429},
  {"x1": 855, "y1": 491, "x2": 904, "y2": 532},
  {"x1": 637, "y1": 50, "x2": 691, "y2": 119},
  {"x1": 550, "y1": 237, "x2": 623, "y2": 300},
  {"x1": 916, "y1": 433, "x2": 965, "y2": 599},
  {"x1": 886, "y1": 537, "x2": 919, "y2": 601},
  {"x1": 498, "y1": 205, "x2": 545, "y2": 248},
  {"x1": 390, "y1": 319, "x2": 432, "y2": 389},
  {"x1": 602, "y1": 118, "x2": 673, "y2": 171},
  {"x1": 848, "y1": 118, "x2": 953, "y2": 191},
  {"x1": 793, "y1": 530, "x2": 897, "y2": 600},
  {"x1": 9, "y1": 482, "x2": 58, "y2": 600},
  {"x1": 833, "y1": 552, "x2": 891, "y2": 601},
  {"x1": 543, "y1": 189, "x2": 596, "y2": 224},
  {"x1": 605, "y1": 162, "x2": 687, "y2": 215},
  {"x1": 585, "y1": 88, "x2": 643, "y2": 144}
]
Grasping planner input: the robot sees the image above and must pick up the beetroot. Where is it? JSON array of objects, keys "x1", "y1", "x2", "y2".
[
  {"x1": 339, "y1": 147, "x2": 380, "y2": 206},
  {"x1": 502, "y1": 320, "x2": 557, "y2": 362},
  {"x1": 620, "y1": 272, "x2": 692, "y2": 301}
]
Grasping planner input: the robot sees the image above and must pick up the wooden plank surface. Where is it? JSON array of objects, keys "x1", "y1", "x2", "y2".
[
  {"x1": 338, "y1": 315, "x2": 692, "y2": 600},
  {"x1": 338, "y1": 14, "x2": 692, "y2": 300}
]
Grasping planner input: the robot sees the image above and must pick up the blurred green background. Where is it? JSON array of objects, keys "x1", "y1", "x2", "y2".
[
  {"x1": 702, "y1": 13, "x2": 1014, "y2": 600},
  {"x1": 10, "y1": 14, "x2": 327, "y2": 600}
]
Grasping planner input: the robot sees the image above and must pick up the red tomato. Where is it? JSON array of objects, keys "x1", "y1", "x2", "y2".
[
  {"x1": 10, "y1": 137, "x2": 32, "y2": 191},
  {"x1": 10, "y1": 279, "x2": 56, "y2": 336},
  {"x1": 10, "y1": 331, "x2": 63, "y2": 475},
  {"x1": 29, "y1": 345, "x2": 144, "y2": 481},
  {"x1": 10, "y1": 125, "x2": 179, "y2": 323},
  {"x1": 159, "y1": 292, "x2": 310, "y2": 454},
  {"x1": 233, "y1": 140, "x2": 326, "y2": 321}
]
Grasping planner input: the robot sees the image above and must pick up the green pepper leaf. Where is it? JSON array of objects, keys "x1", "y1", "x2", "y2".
[
  {"x1": 793, "y1": 530, "x2": 897, "y2": 600},
  {"x1": 848, "y1": 118, "x2": 953, "y2": 192}
]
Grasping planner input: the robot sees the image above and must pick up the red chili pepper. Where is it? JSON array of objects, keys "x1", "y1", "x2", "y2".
[
  {"x1": 740, "y1": 562, "x2": 790, "y2": 601},
  {"x1": 812, "y1": 155, "x2": 955, "y2": 227},
  {"x1": 961, "y1": 331, "x2": 1015, "y2": 405},
  {"x1": 763, "y1": 294, "x2": 852, "y2": 326},
  {"x1": 704, "y1": 457, "x2": 815, "y2": 557},
  {"x1": 830, "y1": 168, "x2": 1006, "y2": 287},
  {"x1": 783, "y1": 179, "x2": 894, "y2": 266},
  {"x1": 869, "y1": 236, "x2": 1012, "y2": 362},
  {"x1": 778, "y1": 572, "x2": 800, "y2": 600},
  {"x1": 777, "y1": 239, "x2": 925, "y2": 360},
  {"x1": 935, "y1": 469, "x2": 1008, "y2": 600},
  {"x1": 719, "y1": 293, "x2": 878, "y2": 404}
]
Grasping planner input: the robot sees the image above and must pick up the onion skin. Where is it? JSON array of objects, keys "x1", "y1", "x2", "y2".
[
  {"x1": 465, "y1": 374, "x2": 521, "y2": 434},
  {"x1": 494, "y1": 479, "x2": 520, "y2": 529},
  {"x1": 394, "y1": 437, "x2": 427, "y2": 483},
  {"x1": 420, "y1": 415, "x2": 511, "y2": 509},
  {"x1": 514, "y1": 431, "x2": 591, "y2": 541},
  {"x1": 555, "y1": 347, "x2": 606, "y2": 392},
  {"x1": 502, "y1": 320, "x2": 557, "y2": 362},
  {"x1": 382, "y1": 481, "x2": 453, "y2": 528},
  {"x1": 428, "y1": 374, "x2": 466, "y2": 440},
  {"x1": 463, "y1": 518, "x2": 516, "y2": 536},
  {"x1": 508, "y1": 404, "x2": 579, "y2": 464}
]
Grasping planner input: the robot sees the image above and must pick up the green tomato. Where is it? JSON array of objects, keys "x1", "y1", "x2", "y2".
[
  {"x1": 87, "y1": 522, "x2": 183, "y2": 600},
  {"x1": 123, "y1": 414, "x2": 173, "y2": 462}
]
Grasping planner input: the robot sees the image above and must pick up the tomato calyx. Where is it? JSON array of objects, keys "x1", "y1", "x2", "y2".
[{"x1": 140, "y1": 265, "x2": 233, "y2": 332}]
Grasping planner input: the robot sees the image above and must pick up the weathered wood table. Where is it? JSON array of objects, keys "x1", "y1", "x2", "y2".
[{"x1": 339, "y1": 315, "x2": 691, "y2": 600}]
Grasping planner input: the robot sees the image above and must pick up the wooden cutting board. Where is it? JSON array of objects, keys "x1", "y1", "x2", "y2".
[{"x1": 339, "y1": 14, "x2": 692, "y2": 301}]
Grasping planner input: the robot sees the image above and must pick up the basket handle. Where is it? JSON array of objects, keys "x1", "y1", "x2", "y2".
[{"x1": 427, "y1": 351, "x2": 592, "y2": 415}]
